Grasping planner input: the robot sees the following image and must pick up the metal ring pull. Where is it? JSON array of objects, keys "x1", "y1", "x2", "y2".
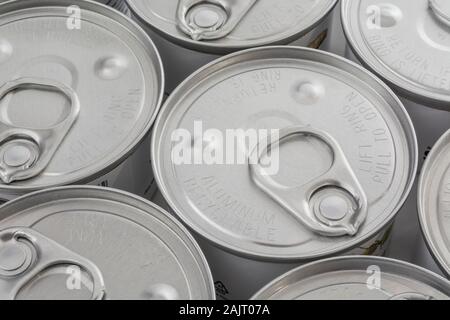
[
  {"x1": 0, "y1": 228, "x2": 105, "y2": 300},
  {"x1": 0, "y1": 78, "x2": 80, "y2": 184},
  {"x1": 177, "y1": 0, "x2": 257, "y2": 41},
  {"x1": 429, "y1": 0, "x2": 450, "y2": 27},
  {"x1": 249, "y1": 126, "x2": 368, "y2": 237}
]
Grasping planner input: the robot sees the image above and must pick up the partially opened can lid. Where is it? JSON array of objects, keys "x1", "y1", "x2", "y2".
[
  {"x1": 0, "y1": 186, "x2": 215, "y2": 300},
  {"x1": 342, "y1": 0, "x2": 450, "y2": 109},
  {"x1": 127, "y1": 0, "x2": 337, "y2": 53},
  {"x1": 418, "y1": 129, "x2": 450, "y2": 276},
  {"x1": 252, "y1": 256, "x2": 450, "y2": 300}
]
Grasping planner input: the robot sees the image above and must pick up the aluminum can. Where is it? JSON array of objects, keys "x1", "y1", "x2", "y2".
[
  {"x1": 342, "y1": 0, "x2": 450, "y2": 169},
  {"x1": 341, "y1": 0, "x2": 450, "y2": 267},
  {"x1": 252, "y1": 256, "x2": 450, "y2": 300},
  {"x1": 0, "y1": 0, "x2": 164, "y2": 201},
  {"x1": 151, "y1": 46, "x2": 418, "y2": 299},
  {"x1": 126, "y1": 0, "x2": 338, "y2": 93},
  {"x1": 418, "y1": 129, "x2": 450, "y2": 277},
  {"x1": 0, "y1": 186, "x2": 215, "y2": 300}
]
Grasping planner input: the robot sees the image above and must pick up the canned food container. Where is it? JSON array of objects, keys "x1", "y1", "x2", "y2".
[
  {"x1": 126, "y1": 0, "x2": 338, "y2": 92},
  {"x1": 418, "y1": 129, "x2": 450, "y2": 277},
  {"x1": 151, "y1": 46, "x2": 418, "y2": 299},
  {"x1": 342, "y1": 0, "x2": 450, "y2": 168},
  {"x1": 252, "y1": 256, "x2": 450, "y2": 300},
  {"x1": 0, "y1": 0, "x2": 164, "y2": 201},
  {"x1": 0, "y1": 186, "x2": 215, "y2": 300},
  {"x1": 341, "y1": 0, "x2": 450, "y2": 270}
]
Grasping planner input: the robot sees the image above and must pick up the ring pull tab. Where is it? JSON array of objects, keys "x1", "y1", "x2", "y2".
[
  {"x1": 0, "y1": 228, "x2": 105, "y2": 300},
  {"x1": 0, "y1": 78, "x2": 80, "y2": 184},
  {"x1": 177, "y1": 0, "x2": 257, "y2": 41},
  {"x1": 249, "y1": 126, "x2": 368, "y2": 237},
  {"x1": 429, "y1": 0, "x2": 450, "y2": 27}
]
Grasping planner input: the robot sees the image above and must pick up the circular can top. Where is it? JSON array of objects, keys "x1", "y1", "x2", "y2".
[
  {"x1": 126, "y1": 0, "x2": 337, "y2": 53},
  {"x1": 0, "y1": 186, "x2": 215, "y2": 300},
  {"x1": 152, "y1": 46, "x2": 418, "y2": 261},
  {"x1": 0, "y1": 0, "x2": 163, "y2": 196},
  {"x1": 342, "y1": 0, "x2": 450, "y2": 110},
  {"x1": 418, "y1": 129, "x2": 450, "y2": 276},
  {"x1": 251, "y1": 256, "x2": 450, "y2": 300}
]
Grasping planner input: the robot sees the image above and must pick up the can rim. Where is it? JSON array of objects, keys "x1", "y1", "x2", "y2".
[
  {"x1": 251, "y1": 255, "x2": 450, "y2": 299},
  {"x1": 126, "y1": 0, "x2": 338, "y2": 54},
  {"x1": 0, "y1": 0, "x2": 165, "y2": 196},
  {"x1": 418, "y1": 129, "x2": 450, "y2": 277},
  {"x1": 0, "y1": 185, "x2": 216, "y2": 300},
  {"x1": 151, "y1": 45, "x2": 418, "y2": 262},
  {"x1": 341, "y1": 0, "x2": 450, "y2": 110}
]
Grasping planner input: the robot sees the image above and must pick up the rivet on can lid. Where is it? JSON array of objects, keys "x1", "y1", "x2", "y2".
[
  {"x1": 0, "y1": 243, "x2": 27, "y2": 272},
  {"x1": 319, "y1": 195, "x2": 350, "y2": 221},
  {"x1": 193, "y1": 7, "x2": 222, "y2": 28},
  {"x1": 3, "y1": 145, "x2": 32, "y2": 168}
]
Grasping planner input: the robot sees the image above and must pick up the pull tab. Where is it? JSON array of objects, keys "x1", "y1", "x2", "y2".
[
  {"x1": 0, "y1": 228, "x2": 105, "y2": 300},
  {"x1": 0, "y1": 78, "x2": 80, "y2": 184},
  {"x1": 429, "y1": 0, "x2": 450, "y2": 27},
  {"x1": 177, "y1": 0, "x2": 257, "y2": 40},
  {"x1": 249, "y1": 126, "x2": 368, "y2": 237}
]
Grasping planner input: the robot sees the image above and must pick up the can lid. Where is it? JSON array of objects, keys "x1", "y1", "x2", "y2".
[
  {"x1": 342, "y1": 0, "x2": 450, "y2": 109},
  {"x1": 0, "y1": 186, "x2": 215, "y2": 300},
  {"x1": 126, "y1": 0, "x2": 337, "y2": 53},
  {"x1": 152, "y1": 46, "x2": 417, "y2": 261},
  {"x1": 251, "y1": 256, "x2": 450, "y2": 300},
  {"x1": 0, "y1": 0, "x2": 163, "y2": 196},
  {"x1": 418, "y1": 129, "x2": 450, "y2": 276}
]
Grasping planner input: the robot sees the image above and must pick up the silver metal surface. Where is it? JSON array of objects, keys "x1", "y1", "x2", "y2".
[
  {"x1": 0, "y1": 0, "x2": 164, "y2": 199},
  {"x1": 127, "y1": 0, "x2": 337, "y2": 92},
  {"x1": 0, "y1": 227, "x2": 105, "y2": 300},
  {"x1": 341, "y1": 0, "x2": 450, "y2": 110},
  {"x1": 0, "y1": 78, "x2": 80, "y2": 184},
  {"x1": 152, "y1": 46, "x2": 417, "y2": 299},
  {"x1": 342, "y1": 0, "x2": 450, "y2": 271},
  {"x1": 251, "y1": 256, "x2": 450, "y2": 300},
  {"x1": 418, "y1": 129, "x2": 450, "y2": 277},
  {"x1": 0, "y1": 186, "x2": 215, "y2": 300},
  {"x1": 128, "y1": 0, "x2": 337, "y2": 51},
  {"x1": 177, "y1": 0, "x2": 257, "y2": 41},
  {"x1": 249, "y1": 126, "x2": 368, "y2": 237}
]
